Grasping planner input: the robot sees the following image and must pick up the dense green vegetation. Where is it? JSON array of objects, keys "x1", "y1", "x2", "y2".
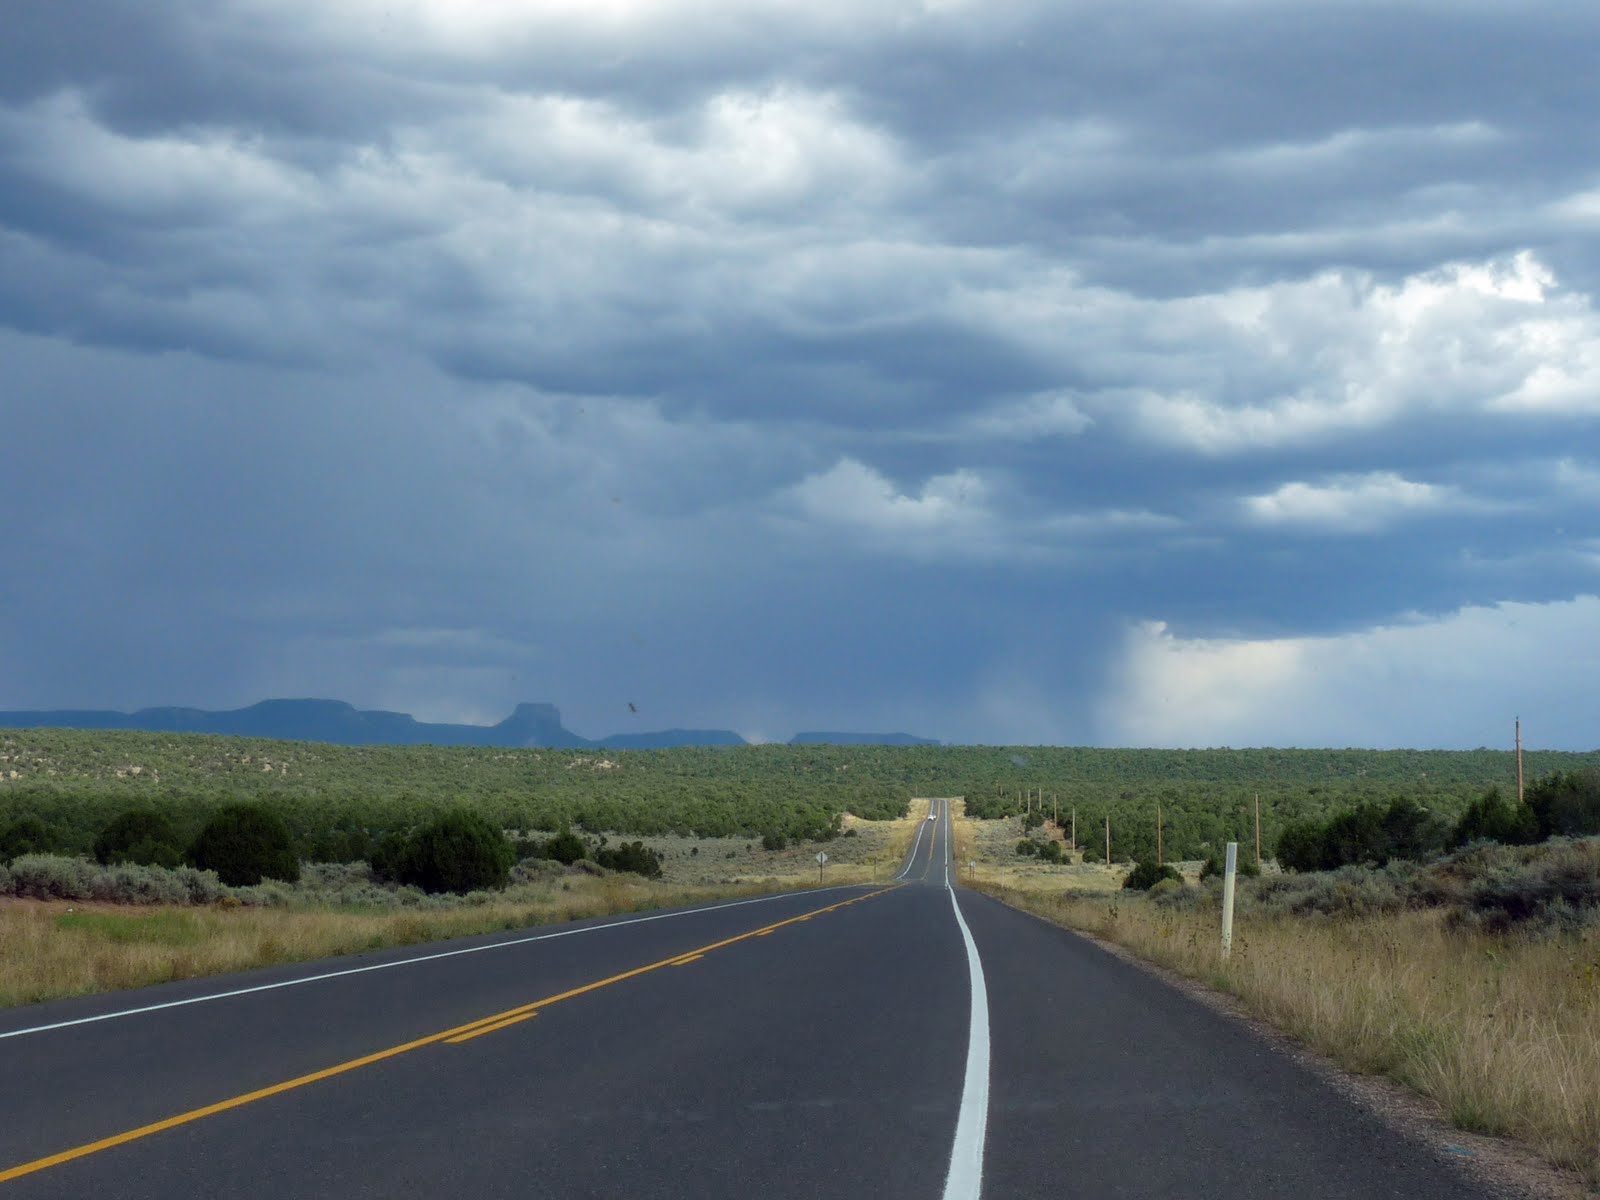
[
  {"x1": 1122, "y1": 860, "x2": 1182, "y2": 890},
  {"x1": 188, "y1": 804, "x2": 302, "y2": 886},
  {"x1": 386, "y1": 809, "x2": 515, "y2": 895},
  {"x1": 1275, "y1": 770, "x2": 1600, "y2": 872},
  {"x1": 2, "y1": 729, "x2": 1596, "y2": 871},
  {"x1": 93, "y1": 808, "x2": 184, "y2": 868}
]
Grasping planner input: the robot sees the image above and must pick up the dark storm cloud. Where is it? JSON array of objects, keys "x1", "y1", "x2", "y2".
[{"x1": 2, "y1": 0, "x2": 1598, "y2": 744}]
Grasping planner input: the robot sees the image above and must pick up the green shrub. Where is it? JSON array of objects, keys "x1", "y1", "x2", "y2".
[
  {"x1": 1199, "y1": 851, "x2": 1261, "y2": 881},
  {"x1": 1451, "y1": 787, "x2": 1537, "y2": 848},
  {"x1": 1148, "y1": 877, "x2": 1184, "y2": 900},
  {"x1": 1015, "y1": 839, "x2": 1037, "y2": 857},
  {"x1": 1322, "y1": 803, "x2": 1389, "y2": 868},
  {"x1": 1038, "y1": 840, "x2": 1063, "y2": 863},
  {"x1": 1526, "y1": 771, "x2": 1600, "y2": 841},
  {"x1": 761, "y1": 831, "x2": 788, "y2": 852},
  {"x1": 397, "y1": 809, "x2": 515, "y2": 895},
  {"x1": 0, "y1": 854, "x2": 228, "y2": 905},
  {"x1": 187, "y1": 804, "x2": 301, "y2": 886},
  {"x1": 1, "y1": 853, "x2": 95, "y2": 899},
  {"x1": 595, "y1": 840, "x2": 663, "y2": 878},
  {"x1": 1278, "y1": 795, "x2": 1451, "y2": 871},
  {"x1": 1462, "y1": 838, "x2": 1600, "y2": 932},
  {"x1": 1123, "y1": 861, "x2": 1182, "y2": 890},
  {"x1": 367, "y1": 831, "x2": 411, "y2": 882},
  {"x1": 543, "y1": 830, "x2": 588, "y2": 865},
  {"x1": 1380, "y1": 795, "x2": 1450, "y2": 861},
  {"x1": 94, "y1": 809, "x2": 184, "y2": 868},
  {"x1": 1249, "y1": 863, "x2": 1419, "y2": 918},
  {"x1": 0, "y1": 817, "x2": 53, "y2": 863},
  {"x1": 1276, "y1": 818, "x2": 1328, "y2": 872}
]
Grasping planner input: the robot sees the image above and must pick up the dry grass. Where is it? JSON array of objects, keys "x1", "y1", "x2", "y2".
[
  {"x1": 956, "y1": 806, "x2": 1139, "y2": 892},
  {"x1": 622, "y1": 806, "x2": 922, "y2": 889},
  {"x1": 975, "y1": 882, "x2": 1600, "y2": 1185},
  {"x1": 0, "y1": 874, "x2": 780, "y2": 1009},
  {"x1": 0, "y1": 807, "x2": 929, "y2": 1010}
]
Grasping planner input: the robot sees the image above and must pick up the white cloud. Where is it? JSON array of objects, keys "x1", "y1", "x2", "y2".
[
  {"x1": 787, "y1": 457, "x2": 988, "y2": 535},
  {"x1": 1075, "y1": 252, "x2": 1600, "y2": 453},
  {"x1": 1243, "y1": 471, "x2": 1460, "y2": 533},
  {"x1": 778, "y1": 457, "x2": 1178, "y2": 562},
  {"x1": 431, "y1": 85, "x2": 909, "y2": 219},
  {"x1": 1101, "y1": 596, "x2": 1600, "y2": 749}
]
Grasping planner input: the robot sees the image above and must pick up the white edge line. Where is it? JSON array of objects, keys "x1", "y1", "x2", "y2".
[
  {"x1": 942, "y1": 881, "x2": 990, "y2": 1200},
  {"x1": 0, "y1": 884, "x2": 862, "y2": 1043},
  {"x1": 898, "y1": 816, "x2": 930, "y2": 881}
]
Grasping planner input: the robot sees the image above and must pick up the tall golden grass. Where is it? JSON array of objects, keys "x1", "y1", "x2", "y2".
[
  {"x1": 975, "y1": 884, "x2": 1600, "y2": 1184},
  {"x1": 0, "y1": 875, "x2": 778, "y2": 1009}
]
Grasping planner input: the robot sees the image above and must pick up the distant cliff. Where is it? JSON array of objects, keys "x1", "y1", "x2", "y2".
[
  {"x1": 0, "y1": 700, "x2": 934, "y2": 749},
  {"x1": 0, "y1": 699, "x2": 737, "y2": 750}
]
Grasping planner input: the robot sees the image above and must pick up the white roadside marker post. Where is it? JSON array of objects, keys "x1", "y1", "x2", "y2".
[
  {"x1": 1220, "y1": 841, "x2": 1238, "y2": 960},
  {"x1": 816, "y1": 850, "x2": 827, "y2": 886}
]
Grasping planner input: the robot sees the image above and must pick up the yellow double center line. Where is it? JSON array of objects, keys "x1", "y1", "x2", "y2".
[{"x1": 0, "y1": 885, "x2": 898, "y2": 1186}]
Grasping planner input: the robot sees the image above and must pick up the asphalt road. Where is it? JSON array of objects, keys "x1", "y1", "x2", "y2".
[{"x1": 0, "y1": 800, "x2": 1500, "y2": 1198}]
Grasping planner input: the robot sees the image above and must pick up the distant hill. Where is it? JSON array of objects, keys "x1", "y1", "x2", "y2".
[
  {"x1": 0, "y1": 700, "x2": 936, "y2": 750},
  {"x1": 789, "y1": 731, "x2": 940, "y2": 747},
  {"x1": 0, "y1": 700, "x2": 743, "y2": 750}
]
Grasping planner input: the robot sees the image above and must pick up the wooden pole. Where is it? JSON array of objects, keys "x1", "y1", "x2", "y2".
[
  {"x1": 1516, "y1": 718, "x2": 1524, "y2": 806},
  {"x1": 1157, "y1": 805, "x2": 1163, "y2": 866},
  {"x1": 1053, "y1": 793, "x2": 1058, "y2": 826},
  {"x1": 1104, "y1": 814, "x2": 1111, "y2": 867},
  {"x1": 1070, "y1": 806, "x2": 1076, "y2": 852},
  {"x1": 1254, "y1": 793, "x2": 1262, "y2": 868}
]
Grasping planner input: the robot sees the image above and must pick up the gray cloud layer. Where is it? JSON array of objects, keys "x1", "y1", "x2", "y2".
[{"x1": 4, "y1": 0, "x2": 1598, "y2": 745}]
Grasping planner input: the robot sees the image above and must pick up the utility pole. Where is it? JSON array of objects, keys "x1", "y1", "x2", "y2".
[
  {"x1": 1516, "y1": 718, "x2": 1525, "y2": 806},
  {"x1": 1053, "y1": 793, "x2": 1058, "y2": 827},
  {"x1": 1104, "y1": 814, "x2": 1111, "y2": 867},
  {"x1": 1070, "y1": 806, "x2": 1076, "y2": 852},
  {"x1": 1254, "y1": 793, "x2": 1262, "y2": 869},
  {"x1": 1157, "y1": 805, "x2": 1163, "y2": 867}
]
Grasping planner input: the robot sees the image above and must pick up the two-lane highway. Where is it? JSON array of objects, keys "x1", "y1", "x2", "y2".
[
  {"x1": 896, "y1": 797, "x2": 954, "y2": 886},
  {"x1": 1, "y1": 804, "x2": 1501, "y2": 1198}
]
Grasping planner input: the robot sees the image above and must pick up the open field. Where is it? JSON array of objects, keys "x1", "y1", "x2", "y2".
[
  {"x1": 0, "y1": 874, "x2": 787, "y2": 1009},
  {"x1": 597, "y1": 804, "x2": 926, "y2": 889},
  {"x1": 973, "y1": 879, "x2": 1600, "y2": 1188},
  {"x1": 7, "y1": 727, "x2": 1597, "y2": 867},
  {"x1": 0, "y1": 805, "x2": 923, "y2": 1009},
  {"x1": 960, "y1": 807, "x2": 1140, "y2": 892}
]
